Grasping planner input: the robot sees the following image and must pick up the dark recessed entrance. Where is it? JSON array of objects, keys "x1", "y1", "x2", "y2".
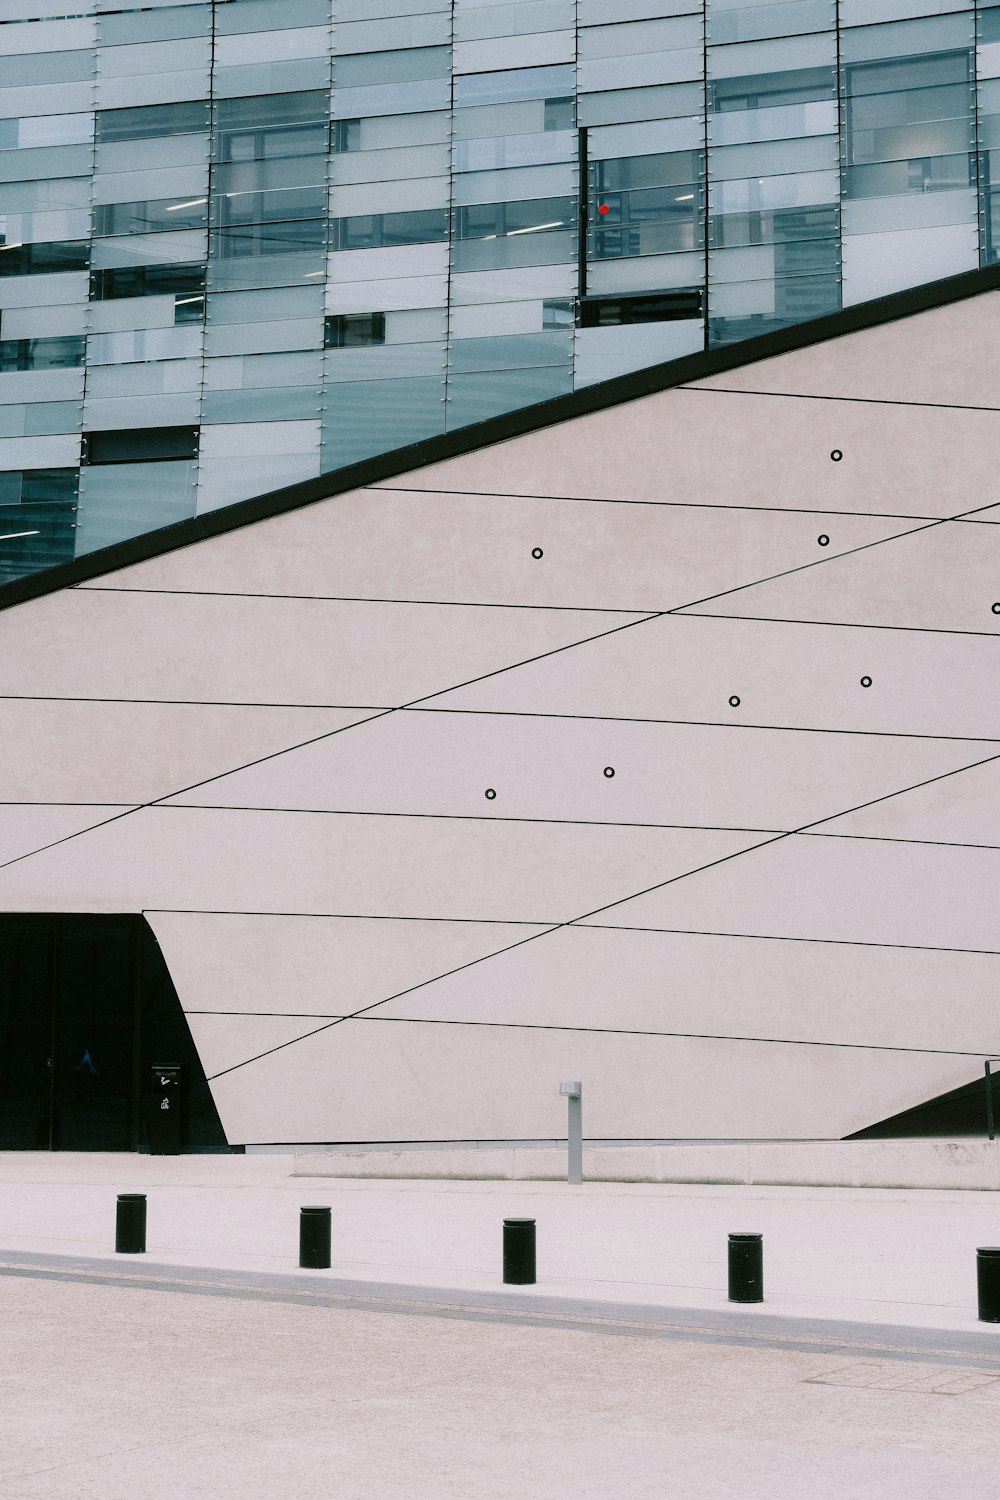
[{"x1": 0, "y1": 914, "x2": 232, "y2": 1153}]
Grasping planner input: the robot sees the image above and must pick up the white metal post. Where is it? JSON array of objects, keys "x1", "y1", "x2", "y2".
[{"x1": 560, "y1": 1081, "x2": 583, "y2": 1184}]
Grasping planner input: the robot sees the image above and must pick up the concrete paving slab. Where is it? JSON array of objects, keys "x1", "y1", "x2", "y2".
[
  {"x1": 3, "y1": 1264, "x2": 1000, "y2": 1500},
  {"x1": 2, "y1": 1153, "x2": 1000, "y2": 1337}
]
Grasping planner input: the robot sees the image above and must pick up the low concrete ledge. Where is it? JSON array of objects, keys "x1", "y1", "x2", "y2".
[{"x1": 293, "y1": 1140, "x2": 1000, "y2": 1191}]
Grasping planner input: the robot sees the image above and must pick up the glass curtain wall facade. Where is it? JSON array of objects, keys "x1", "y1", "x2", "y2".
[{"x1": 0, "y1": 0, "x2": 997, "y2": 583}]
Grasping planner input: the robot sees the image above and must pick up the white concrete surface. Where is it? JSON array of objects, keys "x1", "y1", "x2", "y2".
[
  {"x1": 6, "y1": 1268, "x2": 1000, "y2": 1500},
  {"x1": 294, "y1": 1139, "x2": 1000, "y2": 1190},
  {"x1": 3, "y1": 1153, "x2": 1000, "y2": 1337},
  {"x1": 5, "y1": 287, "x2": 1000, "y2": 1149}
]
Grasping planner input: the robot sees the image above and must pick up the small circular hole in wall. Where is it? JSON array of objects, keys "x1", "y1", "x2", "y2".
[
  {"x1": 485, "y1": 788, "x2": 497, "y2": 800},
  {"x1": 603, "y1": 766, "x2": 615, "y2": 778},
  {"x1": 992, "y1": 602, "x2": 1000, "y2": 615},
  {"x1": 860, "y1": 676, "x2": 872, "y2": 688},
  {"x1": 729, "y1": 695, "x2": 741, "y2": 707},
  {"x1": 531, "y1": 547, "x2": 543, "y2": 559},
  {"x1": 830, "y1": 449, "x2": 843, "y2": 462},
  {"x1": 818, "y1": 534, "x2": 830, "y2": 546}
]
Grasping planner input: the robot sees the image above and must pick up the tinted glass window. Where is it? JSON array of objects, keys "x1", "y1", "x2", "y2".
[
  {"x1": 331, "y1": 208, "x2": 448, "y2": 250},
  {"x1": 90, "y1": 264, "x2": 206, "y2": 300},
  {"x1": 0, "y1": 242, "x2": 90, "y2": 277},
  {"x1": 84, "y1": 427, "x2": 200, "y2": 464},
  {"x1": 96, "y1": 101, "x2": 210, "y2": 143}
]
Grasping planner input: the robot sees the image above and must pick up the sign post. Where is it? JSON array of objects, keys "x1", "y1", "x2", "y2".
[{"x1": 986, "y1": 1060, "x2": 1000, "y2": 1142}]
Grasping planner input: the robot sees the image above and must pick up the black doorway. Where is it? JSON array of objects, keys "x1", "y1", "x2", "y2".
[{"x1": 0, "y1": 914, "x2": 232, "y2": 1152}]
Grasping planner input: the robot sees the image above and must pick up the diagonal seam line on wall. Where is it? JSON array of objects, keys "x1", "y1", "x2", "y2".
[
  {"x1": 666, "y1": 498, "x2": 1000, "y2": 618},
  {"x1": 414, "y1": 706, "x2": 1000, "y2": 744},
  {"x1": 147, "y1": 910, "x2": 1000, "y2": 957},
  {"x1": 7, "y1": 486, "x2": 994, "y2": 1017},
  {"x1": 331, "y1": 1013, "x2": 1000, "y2": 1061},
  {"x1": 362, "y1": 482, "x2": 954, "y2": 522},
  {"x1": 0, "y1": 612, "x2": 659, "y2": 874},
  {"x1": 78, "y1": 588, "x2": 644, "y2": 615},
  {"x1": 678, "y1": 383, "x2": 1000, "y2": 415},
  {"x1": 203, "y1": 745, "x2": 1000, "y2": 1082},
  {"x1": 676, "y1": 609, "x2": 1000, "y2": 641},
  {"x1": 128, "y1": 807, "x2": 1000, "y2": 854},
  {"x1": 3, "y1": 697, "x2": 998, "y2": 741},
  {"x1": 185, "y1": 1008, "x2": 1000, "y2": 1061},
  {"x1": 3, "y1": 480, "x2": 932, "y2": 876},
  {"x1": 68, "y1": 586, "x2": 1000, "y2": 637}
]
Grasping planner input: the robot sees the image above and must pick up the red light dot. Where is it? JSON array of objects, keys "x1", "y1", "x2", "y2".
[{"x1": 598, "y1": 203, "x2": 610, "y2": 215}]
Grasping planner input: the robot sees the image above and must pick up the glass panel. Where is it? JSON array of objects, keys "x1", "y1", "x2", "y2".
[
  {"x1": 207, "y1": 245, "x2": 327, "y2": 288},
  {"x1": 205, "y1": 317, "x2": 322, "y2": 355},
  {"x1": 335, "y1": 12, "x2": 452, "y2": 52},
  {"x1": 208, "y1": 285, "x2": 323, "y2": 323},
  {"x1": 454, "y1": 131, "x2": 577, "y2": 173},
  {"x1": 0, "y1": 923, "x2": 52, "y2": 1148},
  {"x1": 210, "y1": 220, "x2": 327, "y2": 258},
  {"x1": 96, "y1": 38, "x2": 211, "y2": 81},
  {"x1": 331, "y1": 207, "x2": 448, "y2": 249},
  {"x1": 76, "y1": 457, "x2": 197, "y2": 553},
  {"x1": 0, "y1": 468, "x2": 78, "y2": 584},
  {"x1": 445, "y1": 364, "x2": 572, "y2": 427},
  {"x1": 322, "y1": 375, "x2": 445, "y2": 464},
  {"x1": 453, "y1": 162, "x2": 574, "y2": 204},
  {"x1": 451, "y1": 228, "x2": 574, "y2": 271},
  {"x1": 0, "y1": 337, "x2": 86, "y2": 372},
  {"x1": 0, "y1": 242, "x2": 90, "y2": 277},
  {"x1": 335, "y1": 47, "x2": 451, "y2": 88},
  {"x1": 218, "y1": 0, "x2": 329, "y2": 30},
  {"x1": 87, "y1": 327, "x2": 203, "y2": 365},
  {"x1": 202, "y1": 385, "x2": 320, "y2": 422},
  {"x1": 578, "y1": 290, "x2": 702, "y2": 325},
  {"x1": 841, "y1": 13, "x2": 973, "y2": 65},
  {"x1": 453, "y1": 195, "x2": 576, "y2": 237},
  {"x1": 454, "y1": 64, "x2": 575, "y2": 107},
  {"x1": 215, "y1": 27, "x2": 330, "y2": 68},
  {"x1": 455, "y1": 1, "x2": 576, "y2": 42},
  {"x1": 448, "y1": 331, "x2": 571, "y2": 371},
  {"x1": 845, "y1": 52, "x2": 974, "y2": 199},
  {"x1": 214, "y1": 90, "x2": 329, "y2": 160},
  {"x1": 331, "y1": 78, "x2": 451, "y2": 120},
  {"x1": 84, "y1": 425, "x2": 198, "y2": 463},
  {"x1": 96, "y1": 100, "x2": 210, "y2": 142},
  {"x1": 325, "y1": 312, "x2": 386, "y2": 346},
  {"x1": 94, "y1": 197, "x2": 209, "y2": 235},
  {"x1": 91, "y1": 264, "x2": 206, "y2": 300},
  {"x1": 712, "y1": 201, "x2": 839, "y2": 248},
  {"x1": 98, "y1": 5, "x2": 212, "y2": 45},
  {"x1": 0, "y1": 112, "x2": 93, "y2": 149},
  {"x1": 708, "y1": 0, "x2": 833, "y2": 46},
  {"x1": 0, "y1": 51, "x2": 94, "y2": 88},
  {"x1": 579, "y1": 82, "x2": 704, "y2": 127},
  {"x1": 51, "y1": 922, "x2": 134, "y2": 1152},
  {"x1": 578, "y1": 16, "x2": 703, "y2": 60},
  {"x1": 590, "y1": 152, "x2": 703, "y2": 258},
  {"x1": 711, "y1": 66, "x2": 836, "y2": 111},
  {"x1": 0, "y1": 401, "x2": 81, "y2": 437}
]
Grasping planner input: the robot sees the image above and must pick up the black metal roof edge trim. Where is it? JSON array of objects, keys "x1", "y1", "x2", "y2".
[{"x1": 4, "y1": 261, "x2": 1000, "y2": 616}]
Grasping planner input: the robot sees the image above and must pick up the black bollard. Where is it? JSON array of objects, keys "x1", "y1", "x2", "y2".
[
  {"x1": 503, "y1": 1217, "x2": 536, "y2": 1284},
  {"x1": 115, "y1": 1193, "x2": 146, "y2": 1254},
  {"x1": 299, "y1": 1205, "x2": 332, "y2": 1269},
  {"x1": 977, "y1": 1247, "x2": 1000, "y2": 1322},
  {"x1": 728, "y1": 1232, "x2": 763, "y2": 1303}
]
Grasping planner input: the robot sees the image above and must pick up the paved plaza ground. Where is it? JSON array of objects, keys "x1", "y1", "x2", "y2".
[{"x1": 2, "y1": 1152, "x2": 1000, "y2": 1497}]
